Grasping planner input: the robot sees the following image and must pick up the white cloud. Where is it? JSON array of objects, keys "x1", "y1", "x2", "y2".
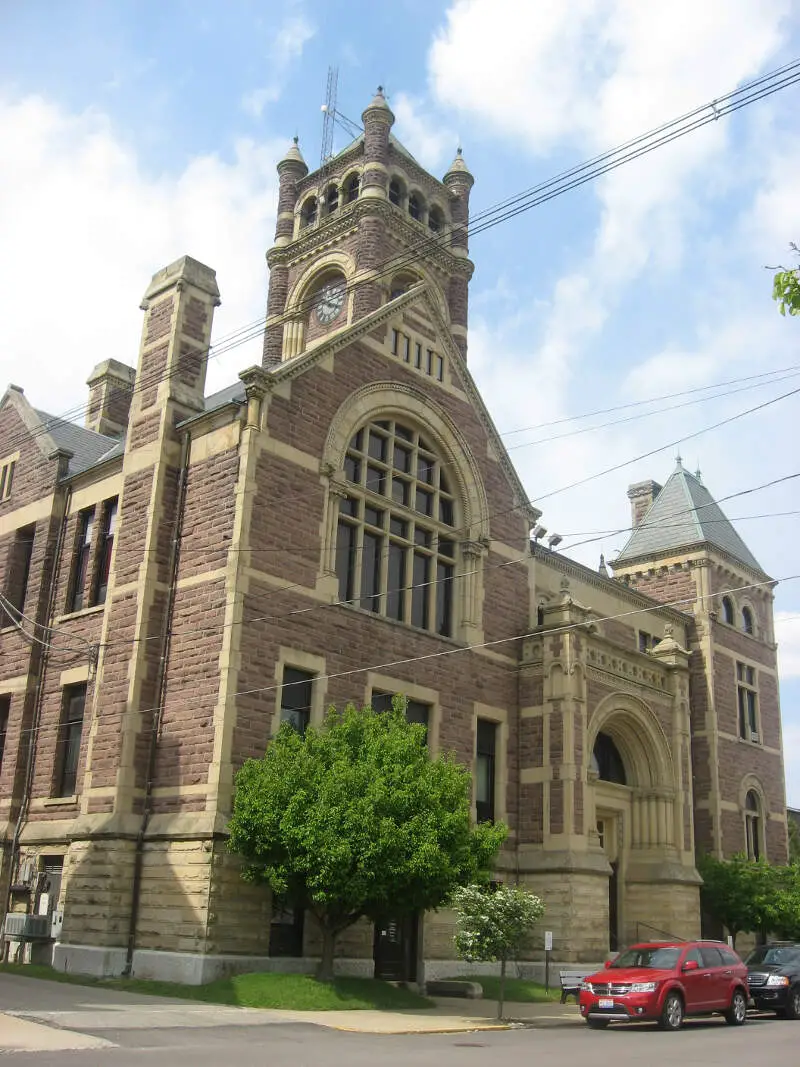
[
  {"x1": 776, "y1": 614, "x2": 800, "y2": 677},
  {"x1": 390, "y1": 91, "x2": 455, "y2": 170},
  {"x1": 0, "y1": 93, "x2": 281, "y2": 412},
  {"x1": 240, "y1": 12, "x2": 316, "y2": 118}
]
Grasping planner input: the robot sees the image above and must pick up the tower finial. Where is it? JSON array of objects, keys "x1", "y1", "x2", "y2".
[{"x1": 675, "y1": 451, "x2": 683, "y2": 468}]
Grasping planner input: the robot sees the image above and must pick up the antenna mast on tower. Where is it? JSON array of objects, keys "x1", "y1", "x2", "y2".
[{"x1": 320, "y1": 66, "x2": 339, "y2": 171}]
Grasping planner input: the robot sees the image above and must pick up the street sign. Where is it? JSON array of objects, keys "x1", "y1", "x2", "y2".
[{"x1": 544, "y1": 930, "x2": 553, "y2": 951}]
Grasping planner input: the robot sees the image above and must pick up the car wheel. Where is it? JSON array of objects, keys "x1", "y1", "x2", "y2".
[
  {"x1": 786, "y1": 986, "x2": 800, "y2": 1021},
  {"x1": 658, "y1": 992, "x2": 684, "y2": 1031},
  {"x1": 724, "y1": 988, "x2": 748, "y2": 1026},
  {"x1": 586, "y1": 1018, "x2": 610, "y2": 1029}
]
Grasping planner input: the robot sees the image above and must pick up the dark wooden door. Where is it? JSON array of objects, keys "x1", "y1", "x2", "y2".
[
  {"x1": 373, "y1": 915, "x2": 418, "y2": 981},
  {"x1": 609, "y1": 861, "x2": 620, "y2": 952}
]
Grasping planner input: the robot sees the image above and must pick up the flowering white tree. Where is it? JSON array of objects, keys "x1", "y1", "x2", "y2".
[{"x1": 451, "y1": 883, "x2": 545, "y2": 1018}]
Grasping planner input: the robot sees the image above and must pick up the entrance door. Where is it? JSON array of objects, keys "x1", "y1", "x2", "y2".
[
  {"x1": 608, "y1": 861, "x2": 620, "y2": 952},
  {"x1": 373, "y1": 915, "x2": 418, "y2": 981}
]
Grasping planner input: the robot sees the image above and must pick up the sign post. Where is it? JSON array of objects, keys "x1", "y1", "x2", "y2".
[{"x1": 544, "y1": 930, "x2": 553, "y2": 993}]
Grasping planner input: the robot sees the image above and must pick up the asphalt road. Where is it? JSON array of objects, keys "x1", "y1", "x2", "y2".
[{"x1": 1, "y1": 974, "x2": 797, "y2": 1066}]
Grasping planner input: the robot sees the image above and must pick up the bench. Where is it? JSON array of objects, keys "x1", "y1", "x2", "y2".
[{"x1": 559, "y1": 968, "x2": 597, "y2": 1003}]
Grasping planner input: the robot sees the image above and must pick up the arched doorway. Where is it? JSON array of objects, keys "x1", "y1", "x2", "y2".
[
  {"x1": 588, "y1": 699, "x2": 679, "y2": 951},
  {"x1": 592, "y1": 732, "x2": 627, "y2": 951}
]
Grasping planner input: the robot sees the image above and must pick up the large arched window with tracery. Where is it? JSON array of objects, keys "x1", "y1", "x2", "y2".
[{"x1": 336, "y1": 419, "x2": 457, "y2": 636}]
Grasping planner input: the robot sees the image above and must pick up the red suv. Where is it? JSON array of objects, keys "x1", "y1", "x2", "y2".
[{"x1": 578, "y1": 941, "x2": 749, "y2": 1031}]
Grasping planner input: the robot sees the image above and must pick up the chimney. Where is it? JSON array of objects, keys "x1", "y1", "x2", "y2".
[
  {"x1": 86, "y1": 359, "x2": 136, "y2": 438},
  {"x1": 627, "y1": 479, "x2": 662, "y2": 528}
]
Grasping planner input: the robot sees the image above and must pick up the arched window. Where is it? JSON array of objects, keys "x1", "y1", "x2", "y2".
[
  {"x1": 591, "y1": 732, "x2": 627, "y2": 785},
  {"x1": 742, "y1": 606, "x2": 754, "y2": 635},
  {"x1": 343, "y1": 173, "x2": 360, "y2": 203},
  {"x1": 336, "y1": 419, "x2": 457, "y2": 636},
  {"x1": 722, "y1": 596, "x2": 734, "y2": 625},
  {"x1": 745, "y1": 790, "x2": 762, "y2": 860},
  {"x1": 428, "y1": 205, "x2": 444, "y2": 234},
  {"x1": 324, "y1": 184, "x2": 339, "y2": 215},
  {"x1": 389, "y1": 177, "x2": 404, "y2": 206},
  {"x1": 300, "y1": 196, "x2": 318, "y2": 228},
  {"x1": 408, "y1": 192, "x2": 423, "y2": 221}
]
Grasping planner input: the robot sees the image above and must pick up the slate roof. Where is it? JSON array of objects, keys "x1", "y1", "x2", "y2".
[
  {"x1": 203, "y1": 381, "x2": 246, "y2": 412},
  {"x1": 34, "y1": 409, "x2": 121, "y2": 478},
  {"x1": 615, "y1": 462, "x2": 764, "y2": 574}
]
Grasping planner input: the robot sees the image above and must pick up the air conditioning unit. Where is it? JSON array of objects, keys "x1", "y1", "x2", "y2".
[
  {"x1": 750, "y1": 731, "x2": 760, "y2": 743},
  {"x1": 3, "y1": 914, "x2": 51, "y2": 940}
]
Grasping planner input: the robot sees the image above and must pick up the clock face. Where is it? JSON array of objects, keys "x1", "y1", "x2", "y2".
[{"x1": 315, "y1": 281, "x2": 345, "y2": 325}]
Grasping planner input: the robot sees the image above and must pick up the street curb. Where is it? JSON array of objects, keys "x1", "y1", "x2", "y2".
[{"x1": 329, "y1": 1023, "x2": 520, "y2": 1034}]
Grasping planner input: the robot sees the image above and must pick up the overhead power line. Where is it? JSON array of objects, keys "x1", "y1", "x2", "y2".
[
  {"x1": 8, "y1": 56, "x2": 800, "y2": 456},
  {"x1": 9, "y1": 570, "x2": 799, "y2": 743}
]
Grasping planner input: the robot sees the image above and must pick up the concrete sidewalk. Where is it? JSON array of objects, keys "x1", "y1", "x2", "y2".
[{"x1": 0, "y1": 972, "x2": 582, "y2": 1047}]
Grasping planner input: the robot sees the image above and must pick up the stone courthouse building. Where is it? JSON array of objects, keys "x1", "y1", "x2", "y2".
[{"x1": 0, "y1": 90, "x2": 790, "y2": 983}]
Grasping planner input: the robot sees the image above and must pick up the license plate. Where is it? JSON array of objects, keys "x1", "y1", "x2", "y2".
[{"x1": 599, "y1": 998, "x2": 614, "y2": 1009}]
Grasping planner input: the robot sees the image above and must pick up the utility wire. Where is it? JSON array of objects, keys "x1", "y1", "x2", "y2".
[
  {"x1": 8, "y1": 570, "x2": 799, "y2": 744},
  {"x1": 97, "y1": 471, "x2": 800, "y2": 650},
  {"x1": 8, "y1": 57, "x2": 800, "y2": 455}
]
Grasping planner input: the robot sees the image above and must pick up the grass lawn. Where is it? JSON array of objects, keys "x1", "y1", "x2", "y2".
[
  {"x1": 441, "y1": 974, "x2": 562, "y2": 1003},
  {"x1": 0, "y1": 963, "x2": 434, "y2": 1012}
]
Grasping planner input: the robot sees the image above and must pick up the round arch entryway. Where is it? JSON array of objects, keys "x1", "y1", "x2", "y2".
[{"x1": 587, "y1": 695, "x2": 679, "y2": 951}]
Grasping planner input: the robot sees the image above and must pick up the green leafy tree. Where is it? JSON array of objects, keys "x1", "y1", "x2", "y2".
[
  {"x1": 788, "y1": 817, "x2": 800, "y2": 864},
  {"x1": 699, "y1": 853, "x2": 800, "y2": 946},
  {"x1": 698, "y1": 853, "x2": 763, "y2": 947},
  {"x1": 228, "y1": 701, "x2": 506, "y2": 980},
  {"x1": 772, "y1": 243, "x2": 800, "y2": 315},
  {"x1": 451, "y1": 883, "x2": 545, "y2": 1018}
]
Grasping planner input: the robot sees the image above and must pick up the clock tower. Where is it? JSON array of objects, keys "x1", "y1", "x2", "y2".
[{"x1": 261, "y1": 87, "x2": 475, "y2": 369}]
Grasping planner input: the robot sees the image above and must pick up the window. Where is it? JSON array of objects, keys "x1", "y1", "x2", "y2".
[
  {"x1": 269, "y1": 903, "x2": 304, "y2": 957},
  {"x1": 408, "y1": 192, "x2": 423, "y2": 221},
  {"x1": 638, "y1": 630, "x2": 655, "y2": 653},
  {"x1": 55, "y1": 684, "x2": 86, "y2": 797},
  {"x1": 68, "y1": 509, "x2": 95, "y2": 613},
  {"x1": 742, "y1": 606, "x2": 754, "y2": 635},
  {"x1": 2, "y1": 525, "x2": 35, "y2": 625},
  {"x1": 745, "y1": 790, "x2": 762, "y2": 860},
  {"x1": 336, "y1": 420, "x2": 457, "y2": 637},
  {"x1": 389, "y1": 178, "x2": 403, "y2": 206},
  {"x1": 0, "y1": 696, "x2": 9, "y2": 772},
  {"x1": 428, "y1": 205, "x2": 444, "y2": 234},
  {"x1": 343, "y1": 173, "x2": 360, "y2": 203},
  {"x1": 280, "y1": 668, "x2": 314, "y2": 734},
  {"x1": 91, "y1": 499, "x2": 117, "y2": 606},
  {"x1": 591, "y1": 732, "x2": 627, "y2": 785},
  {"x1": 475, "y1": 719, "x2": 497, "y2": 822},
  {"x1": 300, "y1": 196, "x2": 318, "y2": 228},
  {"x1": 324, "y1": 183, "x2": 339, "y2": 215},
  {"x1": 700, "y1": 945, "x2": 724, "y2": 968},
  {"x1": 371, "y1": 690, "x2": 430, "y2": 731},
  {"x1": 0, "y1": 457, "x2": 17, "y2": 502},
  {"x1": 737, "y1": 662, "x2": 758, "y2": 741},
  {"x1": 722, "y1": 596, "x2": 734, "y2": 625}
]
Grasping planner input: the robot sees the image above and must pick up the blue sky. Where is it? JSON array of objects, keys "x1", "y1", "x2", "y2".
[{"x1": 2, "y1": 0, "x2": 800, "y2": 803}]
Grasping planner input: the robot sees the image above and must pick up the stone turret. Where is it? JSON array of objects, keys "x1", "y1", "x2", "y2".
[
  {"x1": 353, "y1": 88, "x2": 396, "y2": 319},
  {"x1": 443, "y1": 149, "x2": 474, "y2": 360},
  {"x1": 263, "y1": 139, "x2": 309, "y2": 367}
]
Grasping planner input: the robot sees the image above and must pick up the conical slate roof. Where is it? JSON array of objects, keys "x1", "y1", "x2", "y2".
[{"x1": 615, "y1": 462, "x2": 764, "y2": 574}]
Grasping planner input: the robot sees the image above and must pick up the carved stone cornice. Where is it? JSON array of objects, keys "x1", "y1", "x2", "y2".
[
  {"x1": 267, "y1": 198, "x2": 474, "y2": 280},
  {"x1": 585, "y1": 648, "x2": 670, "y2": 695}
]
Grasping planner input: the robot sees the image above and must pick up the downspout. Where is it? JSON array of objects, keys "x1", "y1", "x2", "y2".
[
  {"x1": 123, "y1": 430, "x2": 191, "y2": 976},
  {"x1": 3, "y1": 484, "x2": 72, "y2": 945}
]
